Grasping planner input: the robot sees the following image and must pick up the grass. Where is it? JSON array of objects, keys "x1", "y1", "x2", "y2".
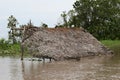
[
  {"x1": 0, "y1": 43, "x2": 30, "y2": 57},
  {"x1": 101, "y1": 40, "x2": 120, "y2": 54},
  {"x1": 0, "y1": 43, "x2": 20, "y2": 56}
]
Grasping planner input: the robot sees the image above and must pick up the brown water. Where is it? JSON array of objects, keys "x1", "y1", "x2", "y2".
[{"x1": 0, "y1": 55, "x2": 120, "y2": 80}]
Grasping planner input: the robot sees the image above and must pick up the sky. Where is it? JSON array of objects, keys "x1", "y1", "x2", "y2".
[{"x1": 0, "y1": 0, "x2": 75, "y2": 39}]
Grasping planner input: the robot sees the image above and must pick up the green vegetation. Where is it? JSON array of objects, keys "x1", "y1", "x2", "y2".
[
  {"x1": 56, "y1": 0, "x2": 120, "y2": 40},
  {"x1": 0, "y1": 16, "x2": 35, "y2": 57},
  {"x1": 0, "y1": 38, "x2": 29, "y2": 57},
  {"x1": 101, "y1": 40, "x2": 120, "y2": 54},
  {"x1": 0, "y1": 39, "x2": 20, "y2": 56},
  {"x1": 7, "y1": 15, "x2": 20, "y2": 44}
]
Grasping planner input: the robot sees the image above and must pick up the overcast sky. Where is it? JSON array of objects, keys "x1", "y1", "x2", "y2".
[{"x1": 0, "y1": 0, "x2": 75, "y2": 39}]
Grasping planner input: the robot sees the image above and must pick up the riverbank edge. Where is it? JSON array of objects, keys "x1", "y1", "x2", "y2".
[
  {"x1": 0, "y1": 40, "x2": 120, "y2": 57},
  {"x1": 101, "y1": 40, "x2": 120, "y2": 54}
]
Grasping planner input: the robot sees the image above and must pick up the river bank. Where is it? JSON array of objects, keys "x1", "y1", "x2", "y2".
[
  {"x1": 101, "y1": 40, "x2": 120, "y2": 54},
  {"x1": 0, "y1": 40, "x2": 120, "y2": 56},
  {"x1": 0, "y1": 43, "x2": 29, "y2": 57}
]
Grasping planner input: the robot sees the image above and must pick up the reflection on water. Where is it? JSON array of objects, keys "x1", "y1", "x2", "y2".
[{"x1": 0, "y1": 55, "x2": 120, "y2": 80}]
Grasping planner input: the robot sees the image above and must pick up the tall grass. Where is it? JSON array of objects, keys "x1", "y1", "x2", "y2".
[
  {"x1": 0, "y1": 43, "x2": 21, "y2": 56},
  {"x1": 101, "y1": 40, "x2": 120, "y2": 54},
  {"x1": 0, "y1": 38, "x2": 31, "y2": 57},
  {"x1": 0, "y1": 43, "x2": 30, "y2": 57}
]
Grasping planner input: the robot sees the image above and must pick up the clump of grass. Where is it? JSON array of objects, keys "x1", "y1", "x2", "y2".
[
  {"x1": 101, "y1": 40, "x2": 120, "y2": 54},
  {"x1": 0, "y1": 43, "x2": 30, "y2": 57},
  {"x1": 0, "y1": 38, "x2": 31, "y2": 57},
  {"x1": 0, "y1": 43, "x2": 20, "y2": 56}
]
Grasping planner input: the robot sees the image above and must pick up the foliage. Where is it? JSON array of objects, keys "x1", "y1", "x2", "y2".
[
  {"x1": 0, "y1": 38, "x2": 30, "y2": 56},
  {"x1": 60, "y1": 11, "x2": 68, "y2": 27},
  {"x1": 0, "y1": 38, "x2": 19, "y2": 56},
  {"x1": 73, "y1": 0, "x2": 120, "y2": 40},
  {"x1": 57, "y1": 0, "x2": 120, "y2": 40},
  {"x1": 7, "y1": 15, "x2": 19, "y2": 44}
]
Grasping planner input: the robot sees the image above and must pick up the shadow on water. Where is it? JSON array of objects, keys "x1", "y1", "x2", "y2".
[{"x1": 0, "y1": 55, "x2": 120, "y2": 80}]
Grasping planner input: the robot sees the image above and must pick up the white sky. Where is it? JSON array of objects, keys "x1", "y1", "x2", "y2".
[{"x1": 0, "y1": 0, "x2": 75, "y2": 39}]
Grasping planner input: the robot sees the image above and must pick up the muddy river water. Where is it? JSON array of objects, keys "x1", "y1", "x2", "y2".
[{"x1": 0, "y1": 55, "x2": 120, "y2": 80}]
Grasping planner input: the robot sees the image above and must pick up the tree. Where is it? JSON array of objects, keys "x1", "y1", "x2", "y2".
[
  {"x1": 7, "y1": 15, "x2": 18, "y2": 44},
  {"x1": 67, "y1": 10, "x2": 80, "y2": 27},
  {"x1": 73, "y1": 0, "x2": 120, "y2": 40},
  {"x1": 56, "y1": 10, "x2": 78, "y2": 28},
  {"x1": 60, "y1": 11, "x2": 68, "y2": 27}
]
